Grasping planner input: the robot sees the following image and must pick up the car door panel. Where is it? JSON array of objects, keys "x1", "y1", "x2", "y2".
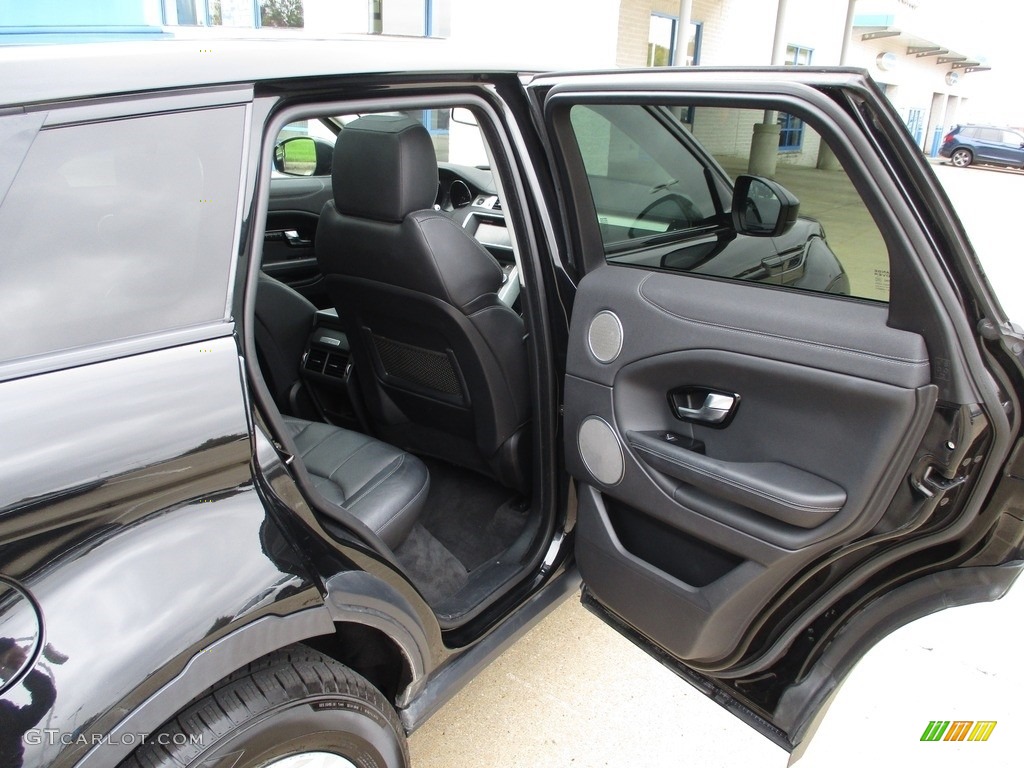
[
  {"x1": 566, "y1": 264, "x2": 937, "y2": 663},
  {"x1": 570, "y1": 268, "x2": 931, "y2": 389},
  {"x1": 625, "y1": 429, "x2": 848, "y2": 529},
  {"x1": 265, "y1": 176, "x2": 333, "y2": 305},
  {"x1": 536, "y1": 69, "x2": 1024, "y2": 751}
]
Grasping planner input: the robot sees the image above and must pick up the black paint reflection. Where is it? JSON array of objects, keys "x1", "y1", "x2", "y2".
[{"x1": 0, "y1": 638, "x2": 60, "y2": 768}]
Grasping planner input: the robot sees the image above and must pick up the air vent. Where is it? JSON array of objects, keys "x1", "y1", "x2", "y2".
[
  {"x1": 324, "y1": 352, "x2": 348, "y2": 379},
  {"x1": 304, "y1": 348, "x2": 327, "y2": 373}
]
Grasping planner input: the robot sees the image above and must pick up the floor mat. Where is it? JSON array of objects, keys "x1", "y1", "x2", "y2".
[
  {"x1": 419, "y1": 458, "x2": 529, "y2": 572},
  {"x1": 395, "y1": 523, "x2": 468, "y2": 605}
]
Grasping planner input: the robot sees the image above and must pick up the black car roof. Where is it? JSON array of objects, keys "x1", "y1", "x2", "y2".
[
  {"x1": 0, "y1": 34, "x2": 529, "y2": 108},
  {"x1": 0, "y1": 35, "x2": 880, "y2": 110}
]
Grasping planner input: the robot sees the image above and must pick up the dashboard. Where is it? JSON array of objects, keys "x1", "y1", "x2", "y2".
[{"x1": 436, "y1": 162, "x2": 520, "y2": 309}]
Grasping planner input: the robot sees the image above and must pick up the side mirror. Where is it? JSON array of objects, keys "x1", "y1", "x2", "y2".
[
  {"x1": 273, "y1": 136, "x2": 333, "y2": 177},
  {"x1": 450, "y1": 107, "x2": 479, "y2": 127},
  {"x1": 731, "y1": 175, "x2": 799, "y2": 237}
]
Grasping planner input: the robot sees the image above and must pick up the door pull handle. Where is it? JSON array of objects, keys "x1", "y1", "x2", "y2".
[{"x1": 672, "y1": 391, "x2": 739, "y2": 426}]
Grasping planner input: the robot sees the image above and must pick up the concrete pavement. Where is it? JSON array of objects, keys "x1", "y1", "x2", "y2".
[{"x1": 411, "y1": 583, "x2": 1024, "y2": 767}]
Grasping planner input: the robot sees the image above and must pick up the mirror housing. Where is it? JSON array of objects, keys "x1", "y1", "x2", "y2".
[
  {"x1": 731, "y1": 175, "x2": 799, "y2": 237},
  {"x1": 273, "y1": 136, "x2": 334, "y2": 177},
  {"x1": 450, "y1": 107, "x2": 479, "y2": 127}
]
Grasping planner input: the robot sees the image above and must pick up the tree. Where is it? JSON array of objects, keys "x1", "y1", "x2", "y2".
[{"x1": 261, "y1": 0, "x2": 304, "y2": 28}]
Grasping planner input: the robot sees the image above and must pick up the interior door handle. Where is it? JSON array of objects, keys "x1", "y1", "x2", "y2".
[
  {"x1": 264, "y1": 229, "x2": 313, "y2": 248},
  {"x1": 672, "y1": 391, "x2": 739, "y2": 426},
  {"x1": 283, "y1": 229, "x2": 312, "y2": 247}
]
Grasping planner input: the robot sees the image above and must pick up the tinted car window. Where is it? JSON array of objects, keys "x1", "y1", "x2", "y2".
[
  {"x1": 0, "y1": 106, "x2": 245, "y2": 364},
  {"x1": 570, "y1": 104, "x2": 717, "y2": 247},
  {"x1": 978, "y1": 128, "x2": 1002, "y2": 143},
  {"x1": 566, "y1": 103, "x2": 889, "y2": 301}
]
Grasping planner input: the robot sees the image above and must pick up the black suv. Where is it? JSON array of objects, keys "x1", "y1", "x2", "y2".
[{"x1": 1, "y1": 39, "x2": 1022, "y2": 768}]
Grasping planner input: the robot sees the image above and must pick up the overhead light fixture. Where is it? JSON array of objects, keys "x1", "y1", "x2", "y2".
[{"x1": 876, "y1": 52, "x2": 898, "y2": 71}]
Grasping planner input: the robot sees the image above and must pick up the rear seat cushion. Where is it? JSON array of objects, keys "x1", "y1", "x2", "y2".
[{"x1": 283, "y1": 417, "x2": 429, "y2": 548}]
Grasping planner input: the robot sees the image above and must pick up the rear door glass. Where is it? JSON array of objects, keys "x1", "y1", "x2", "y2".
[{"x1": 565, "y1": 103, "x2": 890, "y2": 301}]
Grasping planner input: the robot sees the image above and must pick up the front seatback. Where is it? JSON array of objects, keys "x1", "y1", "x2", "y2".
[
  {"x1": 253, "y1": 272, "x2": 317, "y2": 416},
  {"x1": 315, "y1": 115, "x2": 530, "y2": 490}
]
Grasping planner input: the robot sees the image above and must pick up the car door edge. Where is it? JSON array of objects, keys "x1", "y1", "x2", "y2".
[{"x1": 779, "y1": 560, "x2": 1022, "y2": 761}]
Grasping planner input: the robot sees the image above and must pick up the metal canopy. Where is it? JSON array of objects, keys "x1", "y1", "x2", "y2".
[{"x1": 852, "y1": 17, "x2": 988, "y2": 75}]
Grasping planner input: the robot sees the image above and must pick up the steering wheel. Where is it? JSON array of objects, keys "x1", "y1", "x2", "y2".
[{"x1": 629, "y1": 193, "x2": 700, "y2": 239}]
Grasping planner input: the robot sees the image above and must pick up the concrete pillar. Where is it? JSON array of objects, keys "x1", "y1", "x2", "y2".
[
  {"x1": 839, "y1": 0, "x2": 857, "y2": 65},
  {"x1": 751, "y1": 1, "x2": 789, "y2": 177},
  {"x1": 815, "y1": 141, "x2": 843, "y2": 170},
  {"x1": 749, "y1": 122, "x2": 782, "y2": 177},
  {"x1": 815, "y1": 1, "x2": 858, "y2": 170},
  {"x1": 925, "y1": 92, "x2": 947, "y2": 156},
  {"x1": 673, "y1": 0, "x2": 694, "y2": 65},
  {"x1": 945, "y1": 96, "x2": 961, "y2": 129},
  {"x1": 770, "y1": 0, "x2": 789, "y2": 65}
]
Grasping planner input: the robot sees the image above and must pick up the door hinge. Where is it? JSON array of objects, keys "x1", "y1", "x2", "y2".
[{"x1": 910, "y1": 464, "x2": 969, "y2": 499}]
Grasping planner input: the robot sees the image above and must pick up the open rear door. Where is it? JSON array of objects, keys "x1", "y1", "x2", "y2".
[{"x1": 533, "y1": 69, "x2": 1024, "y2": 754}]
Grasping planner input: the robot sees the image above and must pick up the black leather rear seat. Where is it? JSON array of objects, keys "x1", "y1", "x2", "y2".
[{"x1": 283, "y1": 416, "x2": 429, "y2": 548}]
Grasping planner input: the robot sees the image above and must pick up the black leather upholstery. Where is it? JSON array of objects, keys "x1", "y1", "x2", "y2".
[
  {"x1": 284, "y1": 416, "x2": 428, "y2": 548},
  {"x1": 315, "y1": 115, "x2": 530, "y2": 490},
  {"x1": 330, "y1": 114, "x2": 438, "y2": 223},
  {"x1": 254, "y1": 272, "x2": 316, "y2": 415}
]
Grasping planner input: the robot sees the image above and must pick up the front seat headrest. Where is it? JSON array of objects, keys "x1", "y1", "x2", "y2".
[{"x1": 332, "y1": 115, "x2": 439, "y2": 223}]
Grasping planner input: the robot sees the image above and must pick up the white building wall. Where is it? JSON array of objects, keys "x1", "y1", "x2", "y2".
[
  {"x1": 846, "y1": 34, "x2": 972, "y2": 151},
  {"x1": 779, "y1": 0, "x2": 846, "y2": 65},
  {"x1": 846, "y1": 0, "x2": 989, "y2": 150},
  {"x1": 689, "y1": 0, "x2": 776, "y2": 66},
  {"x1": 449, "y1": 0, "x2": 620, "y2": 69},
  {"x1": 304, "y1": 0, "x2": 619, "y2": 67},
  {"x1": 304, "y1": 0, "x2": 370, "y2": 33},
  {"x1": 383, "y1": 0, "x2": 426, "y2": 35}
]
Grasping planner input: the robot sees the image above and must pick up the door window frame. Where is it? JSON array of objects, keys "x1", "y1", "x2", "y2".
[{"x1": 544, "y1": 89, "x2": 890, "y2": 288}]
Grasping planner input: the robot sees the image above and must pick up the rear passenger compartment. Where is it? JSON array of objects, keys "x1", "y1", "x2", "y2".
[
  {"x1": 252, "y1": 101, "x2": 549, "y2": 628},
  {"x1": 257, "y1": 279, "x2": 540, "y2": 618}
]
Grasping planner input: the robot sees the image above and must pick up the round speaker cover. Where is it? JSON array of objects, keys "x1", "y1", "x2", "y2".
[
  {"x1": 578, "y1": 416, "x2": 624, "y2": 486},
  {"x1": 588, "y1": 311, "x2": 623, "y2": 363}
]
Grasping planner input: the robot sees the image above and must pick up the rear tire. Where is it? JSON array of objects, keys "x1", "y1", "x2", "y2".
[
  {"x1": 121, "y1": 645, "x2": 409, "y2": 768},
  {"x1": 951, "y1": 148, "x2": 973, "y2": 167}
]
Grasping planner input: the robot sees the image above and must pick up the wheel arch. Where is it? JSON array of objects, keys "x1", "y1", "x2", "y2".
[
  {"x1": 79, "y1": 590, "x2": 428, "y2": 768},
  {"x1": 76, "y1": 607, "x2": 335, "y2": 768},
  {"x1": 321, "y1": 570, "x2": 438, "y2": 707}
]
